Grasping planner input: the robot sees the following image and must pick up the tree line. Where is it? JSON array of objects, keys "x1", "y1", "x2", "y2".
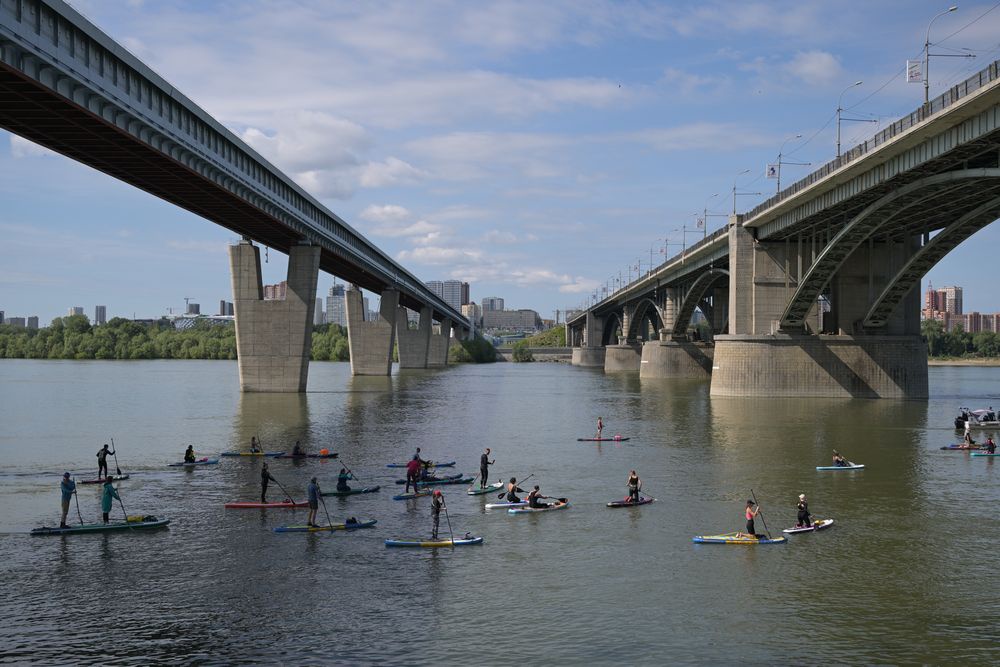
[{"x1": 921, "y1": 319, "x2": 1000, "y2": 358}]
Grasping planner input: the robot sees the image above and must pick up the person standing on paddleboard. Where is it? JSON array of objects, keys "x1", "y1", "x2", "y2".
[
  {"x1": 336, "y1": 468, "x2": 353, "y2": 492},
  {"x1": 795, "y1": 494, "x2": 812, "y2": 528},
  {"x1": 60, "y1": 472, "x2": 75, "y2": 528},
  {"x1": 626, "y1": 470, "x2": 641, "y2": 504},
  {"x1": 405, "y1": 458, "x2": 422, "y2": 493},
  {"x1": 101, "y1": 478, "x2": 120, "y2": 524},
  {"x1": 260, "y1": 462, "x2": 277, "y2": 503},
  {"x1": 96, "y1": 443, "x2": 115, "y2": 479},
  {"x1": 740, "y1": 500, "x2": 760, "y2": 538},
  {"x1": 479, "y1": 448, "x2": 495, "y2": 489},
  {"x1": 431, "y1": 490, "x2": 445, "y2": 539},
  {"x1": 596, "y1": 416, "x2": 604, "y2": 439},
  {"x1": 183, "y1": 445, "x2": 196, "y2": 463},
  {"x1": 306, "y1": 477, "x2": 320, "y2": 527},
  {"x1": 506, "y1": 477, "x2": 525, "y2": 503}
]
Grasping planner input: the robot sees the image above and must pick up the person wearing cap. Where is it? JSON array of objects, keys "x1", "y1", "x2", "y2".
[
  {"x1": 101, "y1": 477, "x2": 120, "y2": 524},
  {"x1": 260, "y1": 462, "x2": 277, "y2": 503},
  {"x1": 479, "y1": 448, "x2": 495, "y2": 489},
  {"x1": 306, "y1": 477, "x2": 320, "y2": 527},
  {"x1": 795, "y1": 494, "x2": 812, "y2": 528},
  {"x1": 60, "y1": 473, "x2": 76, "y2": 528},
  {"x1": 96, "y1": 443, "x2": 115, "y2": 479},
  {"x1": 430, "y1": 490, "x2": 446, "y2": 539},
  {"x1": 183, "y1": 445, "x2": 196, "y2": 463},
  {"x1": 739, "y1": 500, "x2": 760, "y2": 539}
]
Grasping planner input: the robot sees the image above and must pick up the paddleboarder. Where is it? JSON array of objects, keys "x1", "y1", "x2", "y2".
[
  {"x1": 431, "y1": 490, "x2": 446, "y2": 539},
  {"x1": 596, "y1": 416, "x2": 604, "y2": 439},
  {"x1": 739, "y1": 499, "x2": 760, "y2": 539},
  {"x1": 260, "y1": 462, "x2": 277, "y2": 503},
  {"x1": 795, "y1": 494, "x2": 812, "y2": 528},
  {"x1": 250, "y1": 436, "x2": 261, "y2": 454},
  {"x1": 405, "y1": 458, "x2": 422, "y2": 493},
  {"x1": 183, "y1": 445, "x2": 196, "y2": 463},
  {"x1": 987, "y1": 436, "x2": 997, "y2": 454},
  {"x1": 96, "y1": 443, "x2": 115, "y2": 479},
  {"x1": 506, "y1": 477, "x2": 525, "y2": 503},
  {"x1": 412, "y1": 447, "x2": 427, "y2": 464},
  {"x1": 832, "y1": 450, "x2": 849, "y2": 467},
  {"x1": 336, "y1": 468, "x2": 353, "y2": 492},
  {"x1": 626, "y1": 470, "x2": 641, "y2": 504},
  {"x1": 292, "y1": 441, "x2": 304, "y2": 456},
  {"x1": 60, "y1": 472, "x2": 76, "y2": 528},
  {"x1": 479, "y1": 448, "x2": 495, "y2": 489},
  {"x1": 101, "y1": 478, "x2": 120, "y2": 524},
  {"x1": 964, "y1": 431, "x2": 977, "y2": 446},
  {"x1": 306, "y1": 477, "x2": 320, "y2": 527}
]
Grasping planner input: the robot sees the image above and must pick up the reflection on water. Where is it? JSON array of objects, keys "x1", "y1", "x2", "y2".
[{"x1": 234, "y1": 391, "x2": 310, "y2": 451}]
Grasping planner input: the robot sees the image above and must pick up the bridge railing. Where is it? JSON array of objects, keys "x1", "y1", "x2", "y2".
[{"x1": 745, "y1": 59, "x2": 1000, "y2": 221}]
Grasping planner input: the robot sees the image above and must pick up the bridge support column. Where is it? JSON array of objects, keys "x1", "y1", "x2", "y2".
[
  {"x1": 396, "y1": 306, "x2": 431, "y2": 368},
  {"x1": 571, "y1": 346, "x2": 606, "y2": 367},
  {"x1": 710, "y1": 334, "x2": 928, "y2": 398},
  {"x1": 604, "y1": 343, "x2": 641, "y2": 372},
  {"x1": 346, "y1": 288, "x2": 399, "y2": 376},
  {"x1": 428, "y1": 318, "x2": 452, "y2": 367},
  {"x1": 229, "y1": 241, "x2": 320, "y2": 393},
  {"x1": 639, "y1": 340, "x2": 713, "y2": 379}
]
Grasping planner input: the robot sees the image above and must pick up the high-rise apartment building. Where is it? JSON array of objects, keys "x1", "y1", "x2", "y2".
[
  {"x1": 186, "y1": 303, "x2": 201, "y2": 315},
  {"x1": 481, "y1": 296, "x2": 504, "y2": 312},
  {"x1": 326, "y1": 284, "x2": 347, "y2": 326},
  {"x1": 426, "y1": 280, "x2": 467, "y2": 311},
  {"x1": 217, "y1": 300, "x2": 234, "y2": 316},
  {"x1": 27, "y1": 316, "x2": 38, "y2": 330},
  {"x1": 0, "y1": 310, "x2": 4, "y2": 324},
  {"x1": 461, "y1": 282, "x2": 470, "y2": 306},
  {"x1": 7, "y1": 317, "x2": 25, "y2": 328},
  {"x1": 94, "y1": 305, "x2": 107, "y2": 325},
  {"x1": 68, "y1": 306, "x2": 84, "y2": 317},
  {"x1": 263, "y1": 280, "x2": 287, "y2": 300},
  {"x1": 226, "y1": 302, "x2": 234, "y2": 317},
  {"x1": 314, "y1": 298, "x2": 324, "y2": 326},
  {"x1": 939, "y1": 286, "x2": 963, "y2": 315}
]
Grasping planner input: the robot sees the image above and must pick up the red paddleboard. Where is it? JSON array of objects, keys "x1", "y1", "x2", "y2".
[{"x1": 224, "y1": 500, "x2": 308, "y2": 509}]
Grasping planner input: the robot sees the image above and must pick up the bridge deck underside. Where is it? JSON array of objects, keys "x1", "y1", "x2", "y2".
[{"x1": 0, "y1": 64, "x2": 430, "y2": 313}]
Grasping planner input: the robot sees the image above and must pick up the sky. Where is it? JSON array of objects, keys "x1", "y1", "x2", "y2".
[{"x1": 3, "y1": 0, "x2": 1000, "y2": 325}]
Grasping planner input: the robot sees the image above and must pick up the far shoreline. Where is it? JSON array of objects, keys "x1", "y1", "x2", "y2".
[{"x1": 928, "y1": 358, "x2": 1000, "y2": 366}]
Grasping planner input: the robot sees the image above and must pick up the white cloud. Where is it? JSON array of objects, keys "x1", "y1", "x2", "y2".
[
  {"x1": 483, "y1": 230, "x2": 519, "y2": 244},
  {"x1": 359, "y1": 204, "x2": 412, "y2": 224},
  {"x1": 398, "y1": 246, "x2": 482, "y2": 264},
  {"x1": 10, "y1": 136, "x2": 55, "y2": 158},
  {"x1": 785, "y1": 51, "x2": 843, "y2": 86},
  {"x1": 405, "y1": 131, "x2": 571, "y2": 181},
  {"x1": 625, "y1": 123, "x2": 772, "y2": 152},
  {"x1": 358, "y1": 157, "x2": 427, "y2": 188}
]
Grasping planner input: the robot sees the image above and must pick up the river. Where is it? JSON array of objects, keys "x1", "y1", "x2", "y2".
[{"x1": 1, "y1": 359, "x2": 999, "y2": 665}]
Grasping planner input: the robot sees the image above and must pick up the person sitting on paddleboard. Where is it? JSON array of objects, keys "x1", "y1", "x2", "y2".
[
  {"x1": 336, "y1": 468, "x2": 353, "y2": 492},
  {"x1": 795, "y1": 494, "x2": 812, "y2": 528},
  {"x1": 740, "y1": 500, "x2": 760, "y2": 539},
  {"x1": 260, "y1": 462, "x2": 277, "y2": 503},
  {"x1": 527, "y1": 485, "x2": 551, "y2": 509},
  {"x1": 96, "y1": 443, "x2": 115, "y2": 479},
  {"x1": 479, "y1": 448, "x2": 495, "y2": 489},
  {"x1": 292, "y1": 441, "x2": 304, "y2": 456},
  {"x1": 626, "y1": 470, "x2": 641, "y2": 503},
  {"x1": 60, "y1": 472, "x2": 75, "y2": 529},
  {"x1": 306, "y1": 477, "x2": 320, "y2": 527},
  {"x1": 404, "y1": 458, "x2": 422, "y2": 493},
  {"x1": 832, "y1": 450, "x2": 849, "y2": 467},
  {"x1": 986, "y1": 436, "x2": 997, "y2": 454},
  {"x1": 431, "y1": 490, "x2": 445, "y2": 539},
  {"x1": 506, "y1": 477, "x2": 525, "y2": 503},
  {"x1": 250, "y1": 436, "x2": 261, "y2": 454},
  {"x1": 183, "y1": 445, "x2": 196, "y2": 463},
  {"x1": 101, "y1": 477, "x2": 120, "y2": 524}
]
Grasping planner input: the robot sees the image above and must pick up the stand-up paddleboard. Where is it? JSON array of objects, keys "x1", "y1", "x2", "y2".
[
  {"x1": 321, "y1": 486, "x2": 381, "y2": 497},
  {"x1": 385, "y1": 536, "x2": 484, "y2": 548},
  {"x1": 394, "y1": 472, "x2": 463, "y2": 484},
  {"x1": 274, "y1": 518, "x2": 377, "y2": 533},
  {"x1": 275, "y1": 452, "x2": 338, "y2": 459},
  {"x1": 485, "y1": 501, "x2": 527, "y2": 509},
  {"x1": 386, "y1": 461, "x2": 455, "y2": 468},
  {"x1": 467, "y1": 481, "x2": 504, "y2": 496},
  {"x1": 392, "y1": 491, "x2": 432, "y2": 500},
  {"x1": 168, "y1": 458, "x2": 220, "y2": 467},
  {"x1": 32, "y1": 517, "x2": 170, "y2": 535},
  {"x1": 577, "y1": 437, "x2": 630, "y2": 442},
  {"x1": 692, "y1": 532, "x2": 787, "y2": 544},
  {"x1": 220, "y1": 451, "x2": 285, "y2": 457},
  {"x1": 223, "y1": 500, "x2": 308, "y2": 509},
  {"x1": 508, "y1": 499, "x2": 569, "y2": 514},
  {"x1": 607, "y1": 497, "x2": 655, "y2": 508},
  {"x1": 970, "y1": 452, "x2": 1000, "y2": 457},
  {"x1": 417, "y1": 476, "x2": 473, "y2": 487},
  {"x1": 816, "y1": 463, "x2": 864, "y2": 471},
  {"x1": 79, "y1": 474, "x2": 130, "y2": 485},
  {"x1": 782, "y1": 518, "x2": 834, "y2": 534},
  {"x1": 940, "y1": 444, "x2": 985, "y2": 450}
]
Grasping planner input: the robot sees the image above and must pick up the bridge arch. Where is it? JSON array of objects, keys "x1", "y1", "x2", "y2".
[
  {"x1": 671, "y1": 269, "x2": 729, "y2": 338},
  {"x1": 601, "y1": 313, "x2": 623, "y2": 346},
  {"x1": 781, "y1": 169, "x2": 1000, "y2": 329},
  {"x1": 627, "y1": 298, "x2": 664, "y2": 341}
]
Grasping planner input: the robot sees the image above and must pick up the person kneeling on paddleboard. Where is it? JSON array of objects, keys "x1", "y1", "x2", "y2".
[
  {"x1": 740, "y1": 500, "x2": 760, "y2": 539},
  {"x1": 795, "y1": 494, "x2": 812, "y2": 528},
  {"x1": 626, "y1": 470, "x2": 641, "y2": 504},
  {"x1": 184, "y1": 445, "x2": 196, "y2": 463},
  {"x1": 986, "y1": 437, "x2": 997, "y2": 454},
  {"x1": 506, "y1": 477, "x2": 525, "y2": 503},
  {"x1": 527, "y1": 485, "x2": 550, "y2": 509},
  {"x1": 292, "y1": 441, "x2": 304, "y2": 456},
  {"x1": 431, "y1": 490, "x2": 445, "y2": 539},
  {"x1": 832, "y1": 450, "x2": 849, "y2": 467},
  {"x1": 337, "y1": 468, "x2": 353, "y2": 492},
  {"x1": 307, "y1": 477, "x2": 320, "y2": 527}
]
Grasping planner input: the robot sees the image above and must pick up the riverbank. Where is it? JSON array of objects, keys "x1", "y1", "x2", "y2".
[{"x1": 928, "y1": 358, "x2": 1000, "y2": 366}]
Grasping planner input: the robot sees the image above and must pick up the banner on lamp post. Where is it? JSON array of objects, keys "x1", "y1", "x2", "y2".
[
  {"x1": 906, "y1": 60, "x2": 923, "y2": 83},
  {"x1": 765, "y1": 164, "x2": 779, "y2": 179}
]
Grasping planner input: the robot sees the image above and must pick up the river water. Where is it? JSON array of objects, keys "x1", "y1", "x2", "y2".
[{"x1": 1, "y1": 359, "x2": 999, "y2": 665}]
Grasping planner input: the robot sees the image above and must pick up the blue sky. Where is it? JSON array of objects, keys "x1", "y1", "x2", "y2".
[{"x1": 3, "y1": 0, "x2": 1000, "y2": 324}]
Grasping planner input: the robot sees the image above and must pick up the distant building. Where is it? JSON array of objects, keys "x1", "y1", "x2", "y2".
[
  {"x1": 426, "y1": 280, "x2": 466, "y2": 311},
  {"x1": 27, "y1": 316, "x2": 39, "y2": 330},
  {"x1": 462, "y1": 302, "x2": 482, "y2": 335},
  {"x1": 965, "y1": 312, "x2": 982, "y2": 333},
  {"x1": 939, "y1": 286, "x2": 963, "y2": 315},
  {"x1": 172, "y1": 315, "x2": 234, "y2": 330},
  {"x1": 482, "y1": 297, "x2": 504, "y2": 312},
  {"x1": 263, "y1": 280, "x2": 287, "y2": 300},
  {"x1": 461, "y1": 282, "x2": 470, "y2": 306},
  {"x1": 219, "y1": 300, "x2": 227, "y2": 316},
  {"x1": 94, "y1": 305, "x2": 107, "y2": 325},
  {"x1": 68, "y1": 306, "x2": 84, "y2": 316},
  {"x1": 0, "y1": 310, "x2": 4, "y2": 324},
  {"x1": 314, "y1": 298, "x2": 325, "y2": 325},
  {"x1": 186, "y1": 302, "x2": 201, "y2": 315},
  {"x1": 226, "y1": 302, "x2": 234, "y2": 317},
  {"x1": 7, "y1": 317, "x2": 25, "y2": 328},
  {"x1": 482, "y1": 309, "x2": 543, "y2": 332},
  {"x1": 326, "y1": 284, "x2": 347, "y2": 326}
]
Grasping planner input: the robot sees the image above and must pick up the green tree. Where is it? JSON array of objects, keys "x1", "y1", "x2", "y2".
[{"x1": 512, "y1": 340, "x2": 534, "y2": 362}]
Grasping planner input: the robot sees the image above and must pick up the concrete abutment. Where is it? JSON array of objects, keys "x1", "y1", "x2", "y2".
[
  {"x1": 346, "y1": 288, "x2": 399, "y2": 376},
  {"x1": 571, "y1": 346, "x2": 606, "y2": 367},
  {"x1": 639, "y1": 340, "x2": 713, "y2": 379},
  {"x1": 604, "y1": 343, "x2": 641, "y2": 372}
]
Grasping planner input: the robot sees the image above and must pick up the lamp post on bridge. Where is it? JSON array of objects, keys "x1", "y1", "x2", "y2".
[
  {"x1": 918, "y1": 7, "x2": 974, "y2": 107},
  {"x1": 836, "y1": 81, "x2": 877, "y2": 158},
  {"x1": 697, "y1": 193, "x2": 727, "y2": 238},
  {"x1": 731, "y1": 169, "x2": 762, "y2": 216},
  {"x1": 772, "y1": 134, "x2": 810, "y2": 193}
]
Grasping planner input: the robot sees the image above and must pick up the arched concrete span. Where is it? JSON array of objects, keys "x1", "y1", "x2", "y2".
[
  {"x1": 671, "y1": 269, "x2": 729, "y2": 337},
  {"x1": 781, "y1": 169, "x2": 1000, "y2": 329},
  {"x1": 864, "y1": 194, "x2": 1000, "y2": 328},
  {"x1": 627, "y1": 298, "x2": 664, "y2": 341},
  {"x1": 601, "y1": 313, "x2": 623, "y2": 346}
]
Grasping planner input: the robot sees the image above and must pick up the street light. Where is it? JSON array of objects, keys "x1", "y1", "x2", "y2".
[
  {"x1": 697, "y1": 193, "x2": 726, "y2": 238},
  {"x1": 775, "y1": 134, "x2": 810, "y2": 193},
  {"x1": 925, "y1": 6, "x2": 958, "y2": 105},
  {"x1": 731, "y1": 169, "x2": 761, "y2": 215},
  {"x1": 836, "y1": 81, "x2": 863, "y2": 158}
]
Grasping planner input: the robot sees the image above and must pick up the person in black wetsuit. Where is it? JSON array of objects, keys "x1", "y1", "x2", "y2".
[
  {"x1": 505, "y1": 477, "x2": 525, "y2": 503},
  {"x1": 832, "y1": 450, "x2": 849, "y2": 467},
  {"x1": 292, "y1": 441, "x2": 304, "y2": 456},
  {"x1": 479, "y1": 448, "x2": 495, "y2": 489},
  {"x1": 626, "y1": 470, "x2": 641, "y2": 503},
  {"x1": 986, "y1": 436, "x2": 997, "y2": 454},
  {"x1": 183, "y1": 446, "x2": 196, "y2": 463},
  {"x1": 260, "y1": 462, "x2": 277, "y2": 503},
  {"x1": 431, "y1": 490, "x2": 445, "y2": 539},
  {"x1": 96, "y1": 443, "x2": 115, "y2": 479},
  {"x1": 336, "y1": 468, "x2": 353, "y2": 492},
  {"x1": 527, "y1": 485, "x2": 550, "y2": 509},
  {"x1": 796, "y1": 494, "x2": 812, "y2": 528}
]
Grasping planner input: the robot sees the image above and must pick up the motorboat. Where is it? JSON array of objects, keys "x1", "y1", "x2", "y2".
[{"x1": 954, "y1": 407, "x2": 1000, "y2": 430}]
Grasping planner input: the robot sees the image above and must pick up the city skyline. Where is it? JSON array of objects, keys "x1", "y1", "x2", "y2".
[{"x1": 3, "y1": 2, "x2": 1000, "y2": 324}]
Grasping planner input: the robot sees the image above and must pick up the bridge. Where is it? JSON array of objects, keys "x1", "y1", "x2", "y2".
[
  {"x1": 0, "y1": 0, "x2": 469, "y2": 391},
  {"x1": 568, "y1": 59, "x2": 1000, "y2": 398}
]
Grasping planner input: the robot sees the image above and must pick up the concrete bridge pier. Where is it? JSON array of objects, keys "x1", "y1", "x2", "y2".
[
  {"x1": 571, "y1": 346, "x2": 606, "y2": 367},
  {"x1": 428, "y1": 318, "x2": 452, "y2": 367},
  {"x1": 639, "y1": 335, "x2": 714, "y2": 379},
  {"x1": 229, "y1": 241, "x2": 320, "y2": 392},
  {"x1": 346, "y1": 287, "x2": 399, "y2": 376},
  {"x1": 396, "y1": 306, "x2": 431, "y2": 369},
  {"x1": 604, "y1": 342, "x2": 641, "y2": 372}
]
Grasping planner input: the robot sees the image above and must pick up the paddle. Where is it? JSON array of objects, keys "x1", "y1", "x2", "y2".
[
  {"x1": 318, "y1": 493, "x2": 334, "y2": 532},
  {"x1": 110, "y1": 480, "x2": 134, "y2": 531},
  {"x1": 271, "y1": 475, "x2": 297, "y2": 505},
  {"x1": 443, "y1": 503, "x2": 455, "y2": 548},
  {"x1": 497, "y1": 474, "x2": 534, "y2": 499},
  {"x1": 750, "y1": 489, "x2": 772, "y2": 539},
  {"x1": 110, "y1": 437, "x2": 122, "y2": 476},
  {"x1": 72, "y1": 476, "x2": 84, "y2": 525}
]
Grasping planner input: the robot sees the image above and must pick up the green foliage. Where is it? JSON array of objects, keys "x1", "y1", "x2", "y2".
[
  {"x1": 511, "y1": 340, "x2": 534, "y2": 362},
  {"x1": 920, "y1": 319, "x2": 998, "y2": 358},
  {"x1": 449, "y1": 335, "x2": 498, "y2": 363},
  {"x1": 521, "y1": 325, "x2": 565, "y2": 347}
]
